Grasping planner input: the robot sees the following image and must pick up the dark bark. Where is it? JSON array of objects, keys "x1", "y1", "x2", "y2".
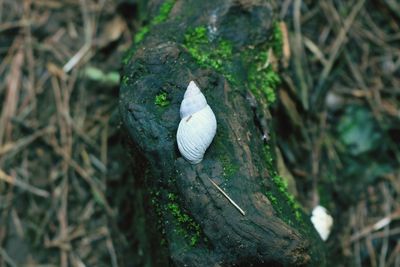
[{"x1": 118, "y1": 0, "x2": 326, "y2": 266}]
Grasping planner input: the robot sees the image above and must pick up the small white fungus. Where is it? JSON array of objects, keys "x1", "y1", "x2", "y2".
[{"x1": 310, "y1": 205, "x2": 333, "y2": 241}]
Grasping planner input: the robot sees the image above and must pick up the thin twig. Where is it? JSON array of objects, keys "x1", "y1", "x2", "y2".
[
  {"x1": 379, "y1": 183, "x2": 391, "y2": 267},
  {"x1": 313, "y1": 0, "x2": 366, "y2": 106},
  {"x1": 0, "y1": 247, "x2": 17, "y2": 267},
  {"x1": 0, "y1": 126, "x2": 54, "y2": 157},
  {"x1": 303, "y1": 36, "x2": 328, "y2": 66},
  {"x1": 349, "y1": 209, "x2": 400, "y2": 243},
  {"x1": 106, "y1": 229, "x2": 119, "y2": 267},
  {"x1": 386, "y1": 242, "x2": 400, "y2": 267},
  {"x1": 58, "y1": 177, "x2": 68, "y2": 267},
  {"x1": 62, "y1": 43, "x2": 91, "y2": 72},
  {"x1": 293, "y1": 0, "x2": 309, "y2": 110},
  {"x1": 48, "y1": 137, "x2": 114, "y2": 216},
  {"x1": 0, "y1": 45, "x2": 24, "y2": 146},
  {"x1": 0, "y1": 168, "x2": 50, "y2": 198},
  {"x1": 0, "y1": 19, "x2": 30, "y2": 32},
  {"x1": 208, "y1": 178, "x2": 246, "y2": 216},
  {"x1": 63, "y1": 0, "x2": 93, "y2": 72}
]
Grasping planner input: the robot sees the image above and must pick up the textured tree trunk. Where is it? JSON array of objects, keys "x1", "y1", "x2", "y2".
[{"x1": 118, "y1": 0, "x2": 326, "y2": 266}]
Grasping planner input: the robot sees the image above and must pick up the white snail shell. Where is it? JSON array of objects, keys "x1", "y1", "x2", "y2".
[{"x1": 176, "y1": 81, "x2": 217, "y2": 164}]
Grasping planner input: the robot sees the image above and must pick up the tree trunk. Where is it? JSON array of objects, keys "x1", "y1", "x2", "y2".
[{"x1": 118, "y1": 0, "x2": 326, "y2": 266}]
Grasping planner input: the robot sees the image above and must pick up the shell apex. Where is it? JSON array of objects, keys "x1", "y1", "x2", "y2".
[{"x1": 184, "y1": 81, "x2": 201, "y2": 99}]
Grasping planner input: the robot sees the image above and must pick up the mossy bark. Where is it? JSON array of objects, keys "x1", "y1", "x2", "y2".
[{"x1": 118, "y1": 0, "x2": 326, "y2": 266}]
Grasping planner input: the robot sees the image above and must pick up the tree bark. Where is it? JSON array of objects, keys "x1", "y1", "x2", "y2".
[{"x1": 118, "y1": 0, "x2": 326, "y2": 266}]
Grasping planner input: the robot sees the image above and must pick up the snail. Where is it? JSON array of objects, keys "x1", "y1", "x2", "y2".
[
  {"x1": 176, "y1": 82, "x2": 245, "y2": 216},
  {"x1": 176, "y1": 81, "x2": 217, "y2": 164}
]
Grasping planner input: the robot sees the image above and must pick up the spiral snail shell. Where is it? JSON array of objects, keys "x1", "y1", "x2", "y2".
[{"x1": 176, "y1": 81, "x2": 217, "y2": 164}]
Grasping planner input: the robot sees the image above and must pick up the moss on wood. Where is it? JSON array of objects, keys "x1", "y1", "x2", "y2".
[
  {"x1": 120, "y1": 2, "x2": 326, "y2": 264},
  {"x1": 155, "y1": 91, "x2": 170, "y2": 107}
]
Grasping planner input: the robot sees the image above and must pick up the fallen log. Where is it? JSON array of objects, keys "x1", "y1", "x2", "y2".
[{"x1": 118, "y1": 0, "x2": 326, "y2": 266}]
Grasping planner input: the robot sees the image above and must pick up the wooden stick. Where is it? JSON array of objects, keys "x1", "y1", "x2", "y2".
[{"x1": 208, "y1": 178, "x2": 246, "y2": 216}]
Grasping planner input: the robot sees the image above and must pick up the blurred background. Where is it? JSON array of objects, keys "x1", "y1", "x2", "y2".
[{"x1": 0, "y1": 0, "x2": 399, "y2": 266}]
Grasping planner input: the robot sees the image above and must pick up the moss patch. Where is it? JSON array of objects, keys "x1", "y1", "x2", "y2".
[
  {"x1": 152, "y1": 0, "x2": 176, "y2": 25},
  {"x1": 219, "y1": 155, "x2": 238, "y2": 180},
  {"x1": 122, "y1": 46, "x2": 137, "y2": 65},
  {"x1": 166, "y1": 193, "x2": 202, "y2": 246},
  {"x1": 183, "y1": 26, "x2": 236, "y2": 84},
  {"x1": 121, "y1": 75, "x2": 130, "y2": 86},
  {"x1": 155, "y1": 92, "x2": 170, "y2": 107},
  {"x1": 150, "y1": 191, "x2": 202, "y2": 247},
  {"x1": 263, "y1": 144, "x2": 304, "y2": 227},
  {"x1": 244, "y1": 48, "x2": 281, "y2": 105},
  {"x1": 134, "y1": 26, "x2": 150, "y2": 44},
  {"x1": 134, "y1": 0, "x2": 175, "y2": 44},
  {"x1": 271, "y1": 21, "x2": 283, "y2": 58},
  {"x1": 122, "y1": 0, "x2": 176, "y2": 64},
  {"x1": 183, "y1": 26, "x2": 281, "y2": 104},
  {"x1": 150, "y1": 190, "x2": 167, "y2": 246}
]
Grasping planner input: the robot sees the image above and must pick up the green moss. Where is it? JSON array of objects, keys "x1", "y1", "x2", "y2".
[
  {"x1": 242, "y1": 20, "x2": 284, "y2": 105},
  {"x1": 155, "y1": 92, "x2": 170, "y2": 107},
  {"x1": 134, "y1": 0, "x2": 175, "y2": 43},
  {"x1": 152, "y1": 0, "x2": 175, "y2": 24},
  {"x1": 150, "y1": 190, "x2": 163, "y2": 216},
  {"x1": 272, "y1": 174, "x2": 303, "y2": 222},
  {"x1": 166, "y1": 193, "x2": 201, "y2": 246},
  {"x1": 271, "y1": 21, "x2": 283, "y2": 58},
  {"x1": 150, "y1": 191, "x2": 202, "y2": 247},
  {"x1": 183, "y1": 26, "x2": 236, "y2": 85},
  {"x1": 134, "y1": 26, "x2": 150, "y2": 44},
  {"x1": 121, "y1": 75, "x2": 130, "y2": 86},
  {"x1": 183, "y1": 25, "x2": 280, "y2": 104},
  {"x1": 124, "y1": 0, "x2": 176, "y2": 64},
  {"x1": 150, "y1": 190, "x2": 167, "y2": 246},
  {"x1": 184, "y1": 26, "x2": 207, "y2": 47},
  {"x1": 263, "y1": 144, "x2": 304, "y2": 225},
  {"x1": 265, "y1": 192, "x2": 277, "y2": 206},
  {"x1": 272, "y1": 174, "x2": 288, "y2": 193},
  {"x1": 219, "y1": 155, "x2": 238, "y2": 179},
  {"x1": 245, "y1": 49, "x2": 280, "y2": 105},
  {"x1": 263, "y1": 143, "x2": 275, "y2": 171},
  {"x1": 184, "y1": 26, "x2": 282, "y2": 105},
  {"x1": 122, "y1": 46, "x2": 137, "y2": 65}
]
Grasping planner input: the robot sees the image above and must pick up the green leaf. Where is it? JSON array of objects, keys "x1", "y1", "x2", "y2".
[{"x1": 338, "y1": 106, "x2": 381, "y2": 155}]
